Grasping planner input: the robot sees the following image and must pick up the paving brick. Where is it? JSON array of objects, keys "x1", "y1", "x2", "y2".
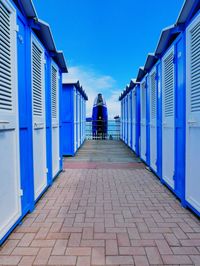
[
  {"x1": 18, "y1": 233, "x2": 35, "y2": 247},
  {"x1": 80, "y1": 240, "x2": 105, "y2": 247},
  {"x1": 0, "y1": 255, "x2": 21, "y2": 265},
  {"x1": 0, "y1": 240, "x2": 19, "y2": 255},
  {"x1": 117, "y1": 233, "x2": 130, "y2": 246},
  {"x1": 91, "y1": 247, "x2": 105, "y2": 265},
  {"x1": 18, "y1": 256, "x2": 35, "y2": 266},
  {"x1": 134, "y1": 255, "x2": 149, "y2": 266},
  {"x1": 82, "y1": 228, "x2": 93, "y2": 240},
  {"x1": 106, "y1": 240, "x2": 118, "y2": 255},
  {"x1": 68, "y1": 233, "x2": 82, "y2": 247},
  {"x1": 190, "y1": 255, "x2": 200, "y2": 265},
  {"x1": 106, "y1": 255, "x2": 134, "y2": 265},
  {"x1": 94, "y1": 233, "x2": 116, "y2": 240},
  {"x1": 119, "y1": 246, "x2": 145, "y2": 256},
  {"x1": 127, "y1": 228, "x2": 140, "y2": 240},
  {"x1": 162, "y1": 254, "x2": 192, "y2": 264},
  {"x1": 66, "y1": 247, "x2": 91, "y2": 256},
  {"x1": 12, "y1": 247, "x2": 39, "y2": 256},
  {"x1": 77, "y1": 256, "x2": 90, "y2": 266},
  {"x1": 31, "y1": 239, "x2": 56, "y2": 247},
  {"x1": 47, "y1": 232, "x2": 70, "y2": 240},
  {"x1": 8, "y1": 232, "x2": 24, "y2": 240},
  {"x1": 155, "y1": 239, "x2": 173, "y2": 255},
  {"x1": 172, "y1": 246, "x2": 199, "y2": 255},
  {"x1": 165, "y1": 233, "x2": 180, "y2": 246},
  {"x1": 48, "y1": 255, "x2": 77, "y2": 265},
  {"x1": 145, "y1": 247, "x2": 163, "y2": 264},
  {"x1": 131, "y1": 239, "x2": 156, "y2": 247},
  {"x1": 35, "y1": 227, "x2": 50, "y2": 239},
  {"x1": 33, "y1": 247, "x2": 52, "y2": 265},
  {"x1": 52, "y1": 239, "x2": 68, "y2": 255}
]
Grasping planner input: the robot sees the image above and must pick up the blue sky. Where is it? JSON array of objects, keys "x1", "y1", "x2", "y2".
[{"x1": 33, "y1": 0, "x2": 184, "y2": 118}]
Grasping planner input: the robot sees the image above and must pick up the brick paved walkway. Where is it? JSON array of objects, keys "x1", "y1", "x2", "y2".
[{"x1": 1, "y1": 142, "x2": 200, "y2": 265}]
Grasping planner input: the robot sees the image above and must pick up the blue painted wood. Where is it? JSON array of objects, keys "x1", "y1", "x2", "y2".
[
  {"x1": 174, "y1": 35, "x2": 186, "y2": 203},
  {"x1": 156, "y1": 62, "x2": 162, "y2": 179}
]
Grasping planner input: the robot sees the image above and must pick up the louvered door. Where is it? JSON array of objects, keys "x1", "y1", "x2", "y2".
[
  {"x1": 0, "y1": 0, "x2": 21, "y2": 242},
  {"x1": 74, "y1": 88, "x2": 77, "y2": 152},
  {"x1": 51, "y1": 64, "x2": 59, "y2": 177},
  {"x1": 132, "y1": 89, "x2": 136, "y2": 151},
  {"x1": 162, "y1": 47, "x2": 175, "y2": 189},
  {"x1": 128, "y1": 93, "x2": 131, "y2": 147},
  {"x1": 186, "y1": 15, "x2": 200, "y2": 212},
  {"x1": 150, "y1": 68, "x2": 157, "y2": 172},
  {"x1": 140, "y1": 80, "x2": 146, "y2": 161},
  {"x1": 31, "y1": 37, "x2": 47, "y2": 200},
  {"x1": 122, "y1": 99, "x2": 125, "y2": 141}
]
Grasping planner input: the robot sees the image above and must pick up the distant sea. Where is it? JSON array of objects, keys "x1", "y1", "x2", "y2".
[{"x1": 86, "y1": 119, "x2": 120, "y2": 139}]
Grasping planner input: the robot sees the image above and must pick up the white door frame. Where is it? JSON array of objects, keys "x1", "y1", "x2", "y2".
[{"x1": 185, "y1": 14, "x2": 200, "y2": 213}]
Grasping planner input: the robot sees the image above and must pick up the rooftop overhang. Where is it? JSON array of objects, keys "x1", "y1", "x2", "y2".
[
  {"x1": 176, "y1": 0, "x2": 200, "y2": 25},
  {"x1": 155, "y1": 25, "x2": 183, "y2": 57},
  {"x1": 54, "y1": 51, "x2": 68, "y2": 73},
  {"x1": 129, "y1": 79, "x2": 136, "y2": 89},
  {"x1": 13, "y1": 0, "x2": 37, "y2": 18},
  {"x1": 34, "y1": 19, "x2": 56, "y2": 52},
  {"x1": 32, "y1": 19, "x2": 68, "y2": 72},
  {"x1": 63, "y1": 81, "x2": 88, "y2": 100},
  {"x1": 144, "y1": 53, "x2": 158, "y2": 72},
  {"x1": 136, "y1": 67, "x2": 146, "y2": 82}
]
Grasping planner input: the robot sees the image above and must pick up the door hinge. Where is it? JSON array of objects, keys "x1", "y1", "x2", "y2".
[
  {"x1": 19, "y1": 189, "x2": 23, "y2": 197},
  {"x1": 46, "y1": 168, "x2": 48, "y2": 174},
  {"x1": 44, "y1": 59, "x2": 46, "y2": 65},
  {"x1": 15, "y1": 25, "x2": 19, "y2": 32}
]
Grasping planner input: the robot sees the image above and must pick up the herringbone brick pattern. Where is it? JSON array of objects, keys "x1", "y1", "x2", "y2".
[{"x1": 1, "y1": 167, "x2": 200, "y2": 265}]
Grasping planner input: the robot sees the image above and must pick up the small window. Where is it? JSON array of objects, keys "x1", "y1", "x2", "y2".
[
  {"x1": 32, "y1": 42, "x2": 43, "y2": 117},
  {"x1": 190, "y1": 21, "x2": 200, "y2": 112},
  {"x1": 0, "y1": 1, "x2": 12, "y2": 111},
  {"x1": 141, "y1": 81, "x2": 146, "y2": 119},
  {"x1": 163, "y1": 51, "x2": 174, "y2": 117},
  {"x1": 51, "y1": 65, "x2": 58, "y2": 119},
  {"x1": 151, "y1": 71, "x2": 156, "y2": 119}
]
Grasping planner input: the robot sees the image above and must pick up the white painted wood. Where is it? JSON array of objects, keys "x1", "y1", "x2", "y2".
[
  {"x1": 162, "y1": 47, "x2": 175, "y2": 189},
  {"x1": 31, "y1": 35, "x2": 47, "y2": 200},
  {"x1": 132, "y1": 89, "x2": 136, "y2": 151},
  {"x1": 128, "y1": 93, "x2": 131, "y2": 147},
  {"x1": 51, "y1": 62, "x2": 60, "y2": 177},
  {"x1": 0, "y1": 0, "x2": 21, "y2": 240},
  {"x1": 149, "y1": 68, "x2": 157, "y2": 172},
  {"x1": 140, "y1": 80, "x2": 146, "y2": 161},
  {"x1": 186, "y1": 14, "x2": 200, "y2": 213}
]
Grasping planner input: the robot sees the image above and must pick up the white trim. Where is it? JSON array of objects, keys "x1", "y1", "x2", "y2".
[{"x1": 0, "y1": 0, "x2": 21, "y2": 240}]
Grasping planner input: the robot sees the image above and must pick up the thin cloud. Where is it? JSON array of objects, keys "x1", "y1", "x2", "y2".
[{"x1": 63, "y1": 65, "x2": 121, "y2": 119}]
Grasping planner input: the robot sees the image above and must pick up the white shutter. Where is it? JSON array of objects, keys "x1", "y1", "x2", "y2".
[
  {"x1": 185, "y1": 13, "x2": 200, "y2": 213},
  {"x1": 0, "y1": 1, "x2": 12, "y2": 111},
  {"x1": 150, "y1": 71, "x2": 156, "y2": 119},
  {"x1": 163, "y1": 51, "x2": 174, "y2": 117},
  {"x1": 141, "y1": 81, "x2": 146, "y2": 119},
  {"x1": 51, "y1": 65, "x2": 58, "y2": 119},
  {"x1": 32, "y1": 42, "x2": 43, "y2": 117},
  {"x1": 190, "y1": 21, "x2": 200, "y2": 112}
]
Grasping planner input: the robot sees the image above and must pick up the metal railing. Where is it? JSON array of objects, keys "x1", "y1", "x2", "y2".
[{"x1": 86, "y1": 119, "x2": 120, "y2": 140}]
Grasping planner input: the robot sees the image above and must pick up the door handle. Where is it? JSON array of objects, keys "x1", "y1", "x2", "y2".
[
  {"x1": 52, "y1": 122, "x2": 59, "y2": 128},
  {"x1": 34, "y1": 122, "x2": 44, "y2": 129},
  {"x1": 0, "y1": 120, "x2": 10, "y2": 131},
  {"x1": 188, "y1": 120, "x2": 197, "y2": 125}
]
